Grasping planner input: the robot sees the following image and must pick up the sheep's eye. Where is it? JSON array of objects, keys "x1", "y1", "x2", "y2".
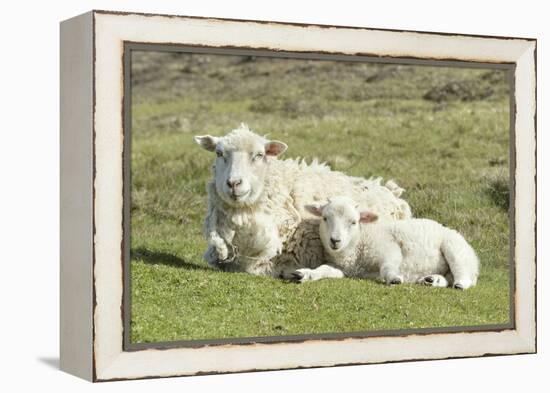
[
  {"x1": 351, "y1": 221, "x2": 358, "y2": 226},
  {"x1": 323, "y1": 217, "x2": 327, "y2": 222},
  {"x1": 216, "y1": 151, "x2": 223, "y2": 158},
  {"x1": 253, "y1": 153, "x2": 264, "y2": 161}
]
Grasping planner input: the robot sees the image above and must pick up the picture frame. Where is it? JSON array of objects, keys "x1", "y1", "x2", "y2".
[{"x1": 60, "y1": 10, "x2": 536, "y2": 382}]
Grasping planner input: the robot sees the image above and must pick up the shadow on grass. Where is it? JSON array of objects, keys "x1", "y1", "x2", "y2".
[{"x1": 131, "y1": 247, "x2": 213, "y2": 271}]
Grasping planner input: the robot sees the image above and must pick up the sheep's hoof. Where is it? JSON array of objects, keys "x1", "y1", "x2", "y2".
[
  {"x1": 419, "y1": 274, "x2": 449, "y2": 288},
  {"x1": 290, "y1": 271, "x2": 304, "y2": 281},
  {"x1": 389, "y1": 277, "x2": 403, "y2": 285},
  {"x1": 453, "y1": 283, "x2": 465, "y2": 290}
]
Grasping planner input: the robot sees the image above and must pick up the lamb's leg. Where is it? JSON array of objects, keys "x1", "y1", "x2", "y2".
[
  {"x1": 290, "y1": 264, "x2": 345, "y2": 283},
  {"x1": 441, "y1": 230, "x2": 479, "y2": 290},
  {"x1": 418, "y1": 274, "x2": 449, "y2": 287},
  {"x1": 379, "y1": 243, "x2": 404, "y2": 285}
]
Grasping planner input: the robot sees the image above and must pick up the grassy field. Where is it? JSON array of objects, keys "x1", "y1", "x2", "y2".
[{"x1": 130, "y1": 51, "x2": 511, "y2": 344}]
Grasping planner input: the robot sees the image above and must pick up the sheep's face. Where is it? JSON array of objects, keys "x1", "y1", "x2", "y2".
[
  {"x1": 195, "y1": 125, "x2": 287, "y2": 207},
  {"x1": 306, "y1": 197, "x2": 378, "y2": 253}
]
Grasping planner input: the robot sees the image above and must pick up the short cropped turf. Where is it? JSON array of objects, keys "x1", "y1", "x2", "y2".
[{"x1": 130, "y1": 51, "x2": 512, "y2": 344}]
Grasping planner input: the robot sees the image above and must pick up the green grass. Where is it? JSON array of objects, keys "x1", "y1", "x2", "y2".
[{"x1": 130, "y1": 52, "x2": 511, "y2": 344}]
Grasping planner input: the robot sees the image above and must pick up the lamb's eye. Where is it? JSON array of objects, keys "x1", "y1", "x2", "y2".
[
  {"x1": 253, "y1": 153, "x2": 264, "y2": 161},
  {"x1": 351, "y1": 221, "x2": 357, "y2": 226},
  {"x1": 323, "y1": 217, "x2": 327, "y2": 222}
]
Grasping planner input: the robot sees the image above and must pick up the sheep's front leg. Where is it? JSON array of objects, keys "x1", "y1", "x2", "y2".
[
  {"x1": 203, "y1": 204, "x2": 234, "y2": 267},
  {"x1": 379, "y1": 243, "x2": 404, "y2": 285},
  {"x1": 253, "y1": 212, "x2": 283, "y2": 260},
  {"x1": 204, "y1": 232, "x2": 230, "y2": 267},
  {"x1": 290, "y1": 264, "x2": 345, "y2": 283}
]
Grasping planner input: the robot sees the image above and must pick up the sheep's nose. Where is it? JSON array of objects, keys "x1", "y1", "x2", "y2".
[
  {"x1": 227, "y1": 178, "x2": 242, "y2": 189},
  {"x1": 330, "y1": 237, "x2": 341, "y2": 247}
]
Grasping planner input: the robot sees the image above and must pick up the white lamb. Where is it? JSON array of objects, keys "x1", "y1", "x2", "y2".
[
  {"x1": 194, "y1": 124, "x2": 412, "y2": 278},
  {"x1": 302, "y1": 196, "x2": 479, "y2": 289}
]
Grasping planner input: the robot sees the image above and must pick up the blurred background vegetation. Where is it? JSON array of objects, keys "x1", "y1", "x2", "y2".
[{"x1": 130, "y1": 51, "x2": 511, "y2": 344}]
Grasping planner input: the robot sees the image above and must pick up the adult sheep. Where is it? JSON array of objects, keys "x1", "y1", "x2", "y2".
[{"x1": 194, "y1": 123, "x2": 412, "y2": 278}]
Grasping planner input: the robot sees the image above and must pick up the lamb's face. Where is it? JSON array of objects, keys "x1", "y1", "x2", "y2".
[
  {"x1": 195, "y1": 125, "x2": 287, "y2": 207},
  {"x1": 306, "y1": 196, "x2": 378, "y2": 253},
  {"x1": 320, "y1": 198, "x2": 362, "y2": 252}
]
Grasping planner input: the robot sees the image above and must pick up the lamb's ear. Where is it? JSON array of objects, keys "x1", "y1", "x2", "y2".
[
  {"x1": 194, "y1": 135, "x2": 219, "y2": 152},
  {"x1": 359, "y1": 211, "x2": 378, "y2": 223},
  {"x1": 305, "y1": 204, "x2": 323, "y2": 217},
  {"x1": 265, "y1": 140, "x2": 287, "y2": 156}
]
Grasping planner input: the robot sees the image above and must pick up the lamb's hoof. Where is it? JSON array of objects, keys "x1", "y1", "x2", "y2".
[
  {"x1": 453, "y1": 283, "x2": 465, "y2": 290},
  {"x1": 419, "y1": 274, "x2": 449, "y2": 287},
  {"x1": 290, "y1": 271, "x2": 304, "y2": 282},
  {"x1": 389, "y1": 277, "x2": 403, "y2": 285}
]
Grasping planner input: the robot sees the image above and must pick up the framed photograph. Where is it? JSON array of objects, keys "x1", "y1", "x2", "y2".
[{"x1": 60, "y1": 10, "x2": 536, "y2": 382}]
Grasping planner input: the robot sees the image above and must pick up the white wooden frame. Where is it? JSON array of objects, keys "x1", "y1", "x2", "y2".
[{"x1": 60, "y1": 10, "x2": 536, "y2": 382}]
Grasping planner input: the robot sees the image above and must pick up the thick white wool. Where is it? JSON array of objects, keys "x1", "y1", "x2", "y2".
[{"x1": 201, "y1": 126, "x2": 412, "y2": 277}]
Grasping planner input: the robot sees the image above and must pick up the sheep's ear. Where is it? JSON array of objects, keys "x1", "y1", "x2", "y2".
[
  {"x1": 359, "y1": 211, "x2": 378, "y2": 223},
  {"x1": 194, "y1": 135, "x2": 219, "y2": 152},
  {"x1": 265, "y1": 141, "x2": 287, "y2": 156},
  {"x1": 305, "y1": 204, "x2": 323, "y2": 217},
  {"x1": 385, "y1": 179, "x2": 405, "y2": 197}
]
